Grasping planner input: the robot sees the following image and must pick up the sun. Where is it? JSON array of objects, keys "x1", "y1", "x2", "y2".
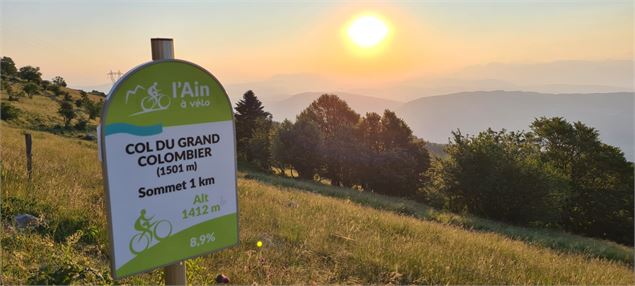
[{"x1": 347, "y1": 15, "x2": 389, "y2": 48}]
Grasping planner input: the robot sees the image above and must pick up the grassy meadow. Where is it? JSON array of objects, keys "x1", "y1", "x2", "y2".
[{"x1": 1, "y1": 119, "x2": 634, "y2": 284}]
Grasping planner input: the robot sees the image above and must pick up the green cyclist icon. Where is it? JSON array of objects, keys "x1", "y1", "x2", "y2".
[{"x1": 129, "y1": 209, "x2": 173, "y2": 255}]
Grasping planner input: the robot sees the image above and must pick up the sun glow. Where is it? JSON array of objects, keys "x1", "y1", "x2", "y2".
[{"x1": 347, "y1": 15, "x2": 389, "y2": 48}]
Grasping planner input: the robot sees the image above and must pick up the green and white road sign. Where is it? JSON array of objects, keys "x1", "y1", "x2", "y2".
[{"x1": 99, "y1": 60, "x2": 238, "y2": 279}]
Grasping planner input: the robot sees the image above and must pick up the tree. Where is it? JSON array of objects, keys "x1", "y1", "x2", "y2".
[
  {"x1": 58, "y1": 100, "x2": 76, "y2": 128},
  {"x1": 23, "y1": 83, "x2": 39, "y2": 98},
  {"x1": 271, "y1": 119, "x2": 323, "y2": 180},
  {"x1": 1, "y1": 57, "x2": 17, "y2": 77},
  {"x1": 18, "y1": 66, "x2": 42, "y2": 83},
  {"x1": 286, "y1": 118, "x2": 323, "y2": 179},
  {"x1": 245, "y1": 118, "x2": 273, "y2": 170},
  {"x1": 271, "y1": 120, "x2": 295, "y2": 175},
  {"x1": 297, "y1": 94, "x2": 360, "y2": 186},
  {"x1": 430, "y1": 129, "x2": 561, "y2": 225},
  {"x1": 52, "y1": 76, "x2": 67, "y2": 87},
  {"x1": 531, "y1": 117, "x2": 634, "y2": 244},
  {"x1": 234, "y1": 90, "x2": 272, "y2": 168},
  {"x1": 357, "y1": 111, "x2": 431, "y2": 196}
]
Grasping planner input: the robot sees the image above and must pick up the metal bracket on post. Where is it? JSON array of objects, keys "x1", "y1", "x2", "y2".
[{"x1": 151, "y1": 37, "x2": 187, "y2": 285}]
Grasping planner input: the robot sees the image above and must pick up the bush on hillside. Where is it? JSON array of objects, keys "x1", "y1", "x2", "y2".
[
  {"x1": 429, "y1": 129, "x2": 562, "y2": 225},
  {"x1": 52, "y1": 76, "x2": 67, "y2": 87},
  {"x1": 531, "y1": 117, "x2": 634, "y2": 244},
  {"x1": 74, "y1": 119, "x2": 88, "y2": 131},
  {"x1": 431, "y1": 118, "x2": 634, "y2": 245},
  {"x1": 1, "y1": 102, "x2": 20, "y2": 121},
  {"x1": 18, "y1": 65, "x2": 42, "y2": 83},
  {"x1": 58, "y1": 101, "x2": 76, "y2": 128}
]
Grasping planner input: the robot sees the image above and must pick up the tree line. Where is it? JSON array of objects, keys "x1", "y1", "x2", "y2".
[
  {"x1": 235, "y1": 90, "x2": 634, "y2": 245},
  {"x1": 236, "y1": 91, "x2": 430, "y2": 197}
]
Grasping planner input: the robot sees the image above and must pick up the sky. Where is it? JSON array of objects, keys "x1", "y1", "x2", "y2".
[{"x1": 1, "y1": 0, "x2": 633, "y2": 89}]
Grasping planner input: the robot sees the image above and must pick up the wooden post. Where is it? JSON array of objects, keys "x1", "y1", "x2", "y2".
[
  {"x1": 151, "y1": 37, "x2": 187, "y2": 286},
  {"x1": 24, "y1": 133, "x2": 32, "y2": 180},
  {"x1": 165, "y1": 261, "x2": 187, "y2": 285}
]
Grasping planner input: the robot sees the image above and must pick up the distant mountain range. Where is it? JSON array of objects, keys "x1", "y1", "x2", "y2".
[
  {"x1": 72, "y1": 60, "x2": 633, "y2": 160},
  {"x1": 267, "y1": 91, "x2": 401, "y2": 121},
  {"x1": 263, "y1": 90, "x2": 634, "y2": 161}
]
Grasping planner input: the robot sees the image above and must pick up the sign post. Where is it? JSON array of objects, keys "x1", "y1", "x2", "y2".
[{"x1": 100, "y1": 38, "x2": 239, "y2": 282}]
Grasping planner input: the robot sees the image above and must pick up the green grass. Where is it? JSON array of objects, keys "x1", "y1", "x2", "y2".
[
  {"x1": 1, "y1": 123, "x2": 634, "y2": 284},
  {"x1": 244, "y1": 168, "x2": 634, "y2": 265}
]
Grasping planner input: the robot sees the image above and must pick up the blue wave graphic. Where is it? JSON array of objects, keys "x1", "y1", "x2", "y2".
[{"x1": 104, "y1": 123, "x2": 163, "y2": 136}]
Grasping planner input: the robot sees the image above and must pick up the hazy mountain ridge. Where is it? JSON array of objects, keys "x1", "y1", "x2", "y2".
[
  {"x1": 267, "y1": 91, "x2": 402, "y2": 121},
  {"x1": 395, "y1": 90, "x2": 634, "y2": 160}
]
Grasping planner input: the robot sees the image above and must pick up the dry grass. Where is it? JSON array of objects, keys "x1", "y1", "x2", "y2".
[{"x1": 1, "y1": 123, "x2": 634, "y2": 284}]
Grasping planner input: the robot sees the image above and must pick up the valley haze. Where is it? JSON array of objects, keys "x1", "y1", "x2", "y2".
[{"x1": 77, "y1": 60, "x2": 635, "y2": 161}]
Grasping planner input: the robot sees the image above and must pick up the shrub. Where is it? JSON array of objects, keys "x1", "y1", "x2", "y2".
[
  {"x1": 1, "y1": 102, "x2": 20, "y2": 120},
  {"x1": 74, "y1": 119, "x2": 88, "y2": 131}
]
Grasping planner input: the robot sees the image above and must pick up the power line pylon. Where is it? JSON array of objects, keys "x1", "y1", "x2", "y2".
[{"x1": 107, "y1": 70, "x2": 123, "y2": 83}]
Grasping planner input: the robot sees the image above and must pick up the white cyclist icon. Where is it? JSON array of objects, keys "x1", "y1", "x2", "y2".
[{"x1": 126, "y1": 82, "x2": 171, "y2": 116}]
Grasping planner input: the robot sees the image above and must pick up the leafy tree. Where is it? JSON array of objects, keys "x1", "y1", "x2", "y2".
[
  {"x1": 430, "y1": 129, "x2": 561, "y2": 225},
  {"x1": 272, "y1": 118, "x2": 322, "y2": 179},
  {"x1": 297, "y1": 94, "x2": 360, "y2": 186},
  {"x1": 245, "y1": 118, "x2": 273, "y2": 170},
  {"x1": 58, "y1": 100, "x2": 76, "y2": 128},
  {"x1": 52, "y1": 76, "x2": 67, "y2": 87},
  {"x1": 1, "y1": 56, "x2": 17, "y2": 77},
  {"x1": 531, "y1": 117, "x2": 634, "y2": 244},
  {"x1": 271, "y1": 120, "x2": 295, "y2": 175},
  {"x1": 357, "y1": 111, "x2": 431, "y2": 196},
  {"x1": 1, "y1": 102, "x2": 20, "y2": 120},
  {"x1": 23, "y1": 82, "x2": 39, "y2": 98},
  {"x1": 18, "y1": 66, "x2": 42, "y2": 83},
  {"x1": 234, "y1": 90, "x2": 272, "y2": 167}
]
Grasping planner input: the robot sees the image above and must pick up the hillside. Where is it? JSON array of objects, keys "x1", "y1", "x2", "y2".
[
  {"x1": 396, "y1": 91, "x2": 635, "y2": 160},
  {"x1": 1, "y1": 92, "x2": 634, "y2": 284},
  {"x1": 0, "y1": 80, "x2": 103, "y2": 138}
]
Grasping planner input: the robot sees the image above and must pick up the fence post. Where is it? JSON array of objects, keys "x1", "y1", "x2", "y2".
[{"x1": 24, "y1": 133, "x2": 32, "y2": 180}]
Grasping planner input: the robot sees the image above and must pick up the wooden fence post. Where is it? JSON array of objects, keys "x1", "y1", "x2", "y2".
[{"x1": 25, "y1": 133, "x2": 32, "y2": 180}]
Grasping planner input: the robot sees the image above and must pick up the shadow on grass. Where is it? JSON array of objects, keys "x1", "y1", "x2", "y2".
[{"x1": 239, "y1": 167, "x2": 634, "y2": 266}]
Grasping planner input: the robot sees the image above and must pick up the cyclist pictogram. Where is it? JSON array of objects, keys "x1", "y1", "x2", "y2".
[
  {"x1": 125, "y1": 82, "x2": 171, "y2": 116},
  {"x1": 129, "y1": 209, "x2": 173, "y2": 255}
]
